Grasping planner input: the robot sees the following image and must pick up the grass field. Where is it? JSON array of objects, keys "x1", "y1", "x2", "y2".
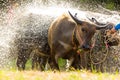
[
  {"x1": 0, "y1": 70, "x2": 120, "y2": 80},
  {"x1": 1, "y1": 59, "x2": 119, "y2": 80},
  {"x1": 0, "y1": 59, "x2": 118, "y2": 80}
]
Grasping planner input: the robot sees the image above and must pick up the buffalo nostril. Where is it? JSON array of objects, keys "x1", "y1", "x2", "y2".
[{"x1": 82, "y1": 45, "x2": 90, "y2": 50}]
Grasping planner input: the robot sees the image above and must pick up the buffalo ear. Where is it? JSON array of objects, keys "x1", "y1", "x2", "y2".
[
  {"x1": 68, "y1": 11, "x2": 83, "y2": 25},
  {"x1": 95, "y1": 26, "x2": 106, "y2": 30}
]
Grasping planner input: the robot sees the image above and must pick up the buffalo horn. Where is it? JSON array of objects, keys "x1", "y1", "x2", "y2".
[
  {"x1": 68, "y1": 11, "x2": 83, "y2": 25},
  {"x1": 95, "y1": 23, "x2": 111, "y2": 30},
  {"x1": 87, "y1": 17, "x2": 112, "y2": 30},
  {"x1": 87, "y1": 17, "x2": 106, "y2": 26}
]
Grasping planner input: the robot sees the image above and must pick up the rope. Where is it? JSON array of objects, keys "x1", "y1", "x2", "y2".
[
  {"x1": 90, "y1": 31, "x2": 109, "y2": 65},
  {"x1": 76, "y1": 25, "x2": 84, "y2": 47},
  {"x1": 90, "y1": 42, "x2": 109, "y2": 65}
]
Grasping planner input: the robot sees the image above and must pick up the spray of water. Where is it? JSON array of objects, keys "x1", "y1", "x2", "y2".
[{"x1": 0, "y1": 0, "x2": 120, "y2": 70}]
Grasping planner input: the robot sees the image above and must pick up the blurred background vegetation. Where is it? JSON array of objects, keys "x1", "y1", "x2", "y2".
[
  {"x1": 0, "y1": 0, "x2": 120, "y2": 10},
  {"x1": 80, "y1": 0, "x2": 120, "y2": 10}
]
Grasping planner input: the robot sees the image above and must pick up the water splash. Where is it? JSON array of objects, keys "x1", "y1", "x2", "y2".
[{"x1": 0, "y1": 0, "x2": 120, "y2": 70}]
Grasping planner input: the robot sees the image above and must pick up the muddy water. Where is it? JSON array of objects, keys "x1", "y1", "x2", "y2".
[{"x1": 0, "y1": 0, "x2": 120, "y2": 71}]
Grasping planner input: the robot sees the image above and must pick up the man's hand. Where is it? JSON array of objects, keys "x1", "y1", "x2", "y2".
[{"x1": 110, "y1": 27, "x2": 117, "y2": 34}]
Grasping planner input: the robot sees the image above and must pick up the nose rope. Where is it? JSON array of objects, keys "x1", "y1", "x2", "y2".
[
  {"x1": 90, "y1": 38, "x2": 96, "y2": 49},
  {"x1": 104, "y1": 32, "x2": 109, "y2": 48},
  {"x1": 72, "y1": 26, "x2": 84, "y2": 54},
  {"x1": 75, "y1": 26, "x2": 84, "y2": 48}
]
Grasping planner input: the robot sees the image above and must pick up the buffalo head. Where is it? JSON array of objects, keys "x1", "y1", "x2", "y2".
[{"x1": 68, "y1": 11, "x2": 109, "y2": 50}]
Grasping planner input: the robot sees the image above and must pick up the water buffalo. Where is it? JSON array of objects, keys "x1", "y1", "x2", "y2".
[
  {"x1": 48, "y1": 11, "x2": 111, "y2": 70},
  {"x1": 15, "y1": 13, "x2": 54, "y2": 70},
  {"x1": 15, "y1": 29, "x2": 50, "y2": 70}
]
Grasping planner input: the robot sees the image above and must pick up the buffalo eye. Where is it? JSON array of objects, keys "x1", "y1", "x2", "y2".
[{"x1": 81, "y1": 28, "x2": 86, "y2": 32}]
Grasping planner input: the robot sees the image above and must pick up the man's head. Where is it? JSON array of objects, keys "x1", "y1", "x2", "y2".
[{"x1": 109, "y1": 23, "x2": 120, "y2": 34}]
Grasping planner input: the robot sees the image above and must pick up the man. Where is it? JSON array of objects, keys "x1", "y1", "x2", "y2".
[{"x1": 110, "y1": 23, "x2": 120, "y2": 34}]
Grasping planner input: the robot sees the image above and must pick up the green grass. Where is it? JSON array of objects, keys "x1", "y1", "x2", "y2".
[
  {"x1": 2, "y1": 59, "x2": 119, "y2": 80},
  {"x1": 0, "y1": 70, "x2": 120, "y2": 80},
  {"x1": 105, "y1": 2, "x2": 115, "y2": 10},
  {"x1": 7, "y1": 59, "x2": 32, "y2": 71}
]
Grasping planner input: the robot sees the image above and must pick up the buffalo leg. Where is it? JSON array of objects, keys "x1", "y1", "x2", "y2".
[
  {"x1": 66, "y1": 57, "x2": 74, "y2": 70},
  {"x1": 32, "y1": 53, "x2": 48, "y2": 71},
  {"x1": 71, "y1": 54, "x2": 80, "y2": 69},
  {"x1": 32, "y1": 54, "x2": 41, "y2": 70},
  {"x1": 49, "y1": 58, "x2": 59, "y2": 70},
  {"x1": 80, "y1": 52, "x2": 88, "y2": 69},
  {"x1": 52, "y1": 54, "x2": 59, "y2": 70},
  {"x1": 49, "y1": 48, "x2": 59, "y2": 70},
  {"x1": 40, "y1": 57, "x2": 48, "y2": 71},
  {"x1": 16, "y1": 49, "x2": 30, "y2": 70}
]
